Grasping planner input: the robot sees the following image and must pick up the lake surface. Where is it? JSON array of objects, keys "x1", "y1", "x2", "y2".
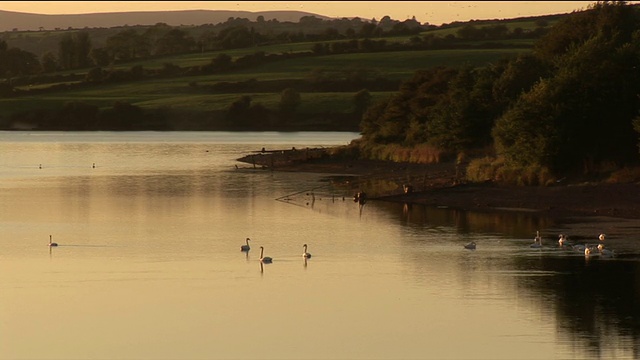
[{"x1": 1, "y1": 131, "x2": 640, "y2": 360}]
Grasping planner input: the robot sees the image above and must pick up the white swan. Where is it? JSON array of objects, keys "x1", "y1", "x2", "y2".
[
  {"x1": 259, "y1": 246, "x2": 273, "y2": 263},
  {"x1": 464, "y1": 242, "x2": 476, "y2": 250},
  {"x1": 585, "y1": 245, "x2": 593, "y2": 256},
  {"x1": 597, "y1": 243, "x2": 615, "y2": 257},
  {"x1": 558, "y1": 234, "x2": 573, "y2": 249},
  {"x1": 48, "y1": 235, "x2": 58, "y2": 247},
  {"x1": 240, "y1": 238, "x2": 251, "y2": 251},
  {"x1": 302, "y1": 244, "x2": 312, "y2": 258},
  {"x1": 572, "y1": 244, "x2": 586, "y2": 253},
  {"x1": 530, "y1": 231, "x2": 542, "y2": 248}
]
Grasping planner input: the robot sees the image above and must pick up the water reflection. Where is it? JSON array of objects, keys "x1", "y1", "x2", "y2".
[
  {"x1": 390, "y1": 201, "x2": 555, "y2": 238},
  {"x1": 514, "y1": 255, "x2": 640, "y2": 358},
  {"x1": 4, "y1": 132, "x2": 640, "y2": 359},
  {"x1": 379, "y1": 200, "x2": 640, "y2": 358}
]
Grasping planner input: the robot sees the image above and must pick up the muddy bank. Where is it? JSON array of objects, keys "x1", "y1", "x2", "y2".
[{"x1": 236, "y1": 148, "x2": 640, "y2": 221}]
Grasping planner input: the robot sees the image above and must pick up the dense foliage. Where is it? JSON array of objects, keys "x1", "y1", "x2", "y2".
[{"x1": 359, "y1": 1, "x2": 640, "y2": 177}]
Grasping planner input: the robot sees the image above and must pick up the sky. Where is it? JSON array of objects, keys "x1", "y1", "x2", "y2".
[{"x1": 0, "y1": 1, "x2": 617, "y2": 26}]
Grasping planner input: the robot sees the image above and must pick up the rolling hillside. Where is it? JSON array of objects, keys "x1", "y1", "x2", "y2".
[{"x1": 0, "y1": 9, "x2": 332, "y2": 32}]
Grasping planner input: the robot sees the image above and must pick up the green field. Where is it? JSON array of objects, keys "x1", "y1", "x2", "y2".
[
  {"x1": 2, "y1": 46, "x2": 529, "y2": 120},
  {"x1": 1, "y1": 14, "x2": 541, "y2": 131}
]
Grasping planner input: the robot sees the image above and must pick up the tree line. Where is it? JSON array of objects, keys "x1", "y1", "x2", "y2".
[
  {"x1": 0, "y1": 10, "x2": 552, "y2": 81},
  {"x1": 3, "y1": 85, "x2": 369, "y2": 132},
  {"x1": 356, "y1": 1, "x2": 640, "y2": 180}
]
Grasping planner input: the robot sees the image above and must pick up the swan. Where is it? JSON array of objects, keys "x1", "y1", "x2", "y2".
[
  {"x1": 572, "y1": 244, "x2": 586, "y2": 253},
  {"x1": 302, "y1": 244, "x2": 312, "y2": 258},
  {"x1": 584, "y1": 245, "x2": 592, "y2": 256},
  {"x1": 558, "y1": 234, "x2": 573, "y2": 249},
  {"x1": 48, "y1": 235, "x2": 58, "y2": 247},
  {"x1": 464, "y1": 242, "x2": 476, "y2": 250},
  {"x1": 597, "y1": 243, "x2": 615, "y2": 257},
  {"x1": 240, "y1": 238, "x2": 251, "y2": 251},
  {"x1": 558, "y1": 234, "x2": 566, "y2": 246},
  {"x1": 259, "y1": 246, "x2": 272, "y2": 263},
  {"x1": 530, "y1": 231, "x2": 542, "y2": 248}
]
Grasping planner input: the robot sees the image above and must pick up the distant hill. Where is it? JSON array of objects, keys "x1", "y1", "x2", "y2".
[{"x1": 0, "y1": 9, "x2": 333, "y2": 32}]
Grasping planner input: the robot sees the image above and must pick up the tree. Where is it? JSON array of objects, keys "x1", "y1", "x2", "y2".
[
  {"x1": 492, "y1": 54, "x2": 549, "y2": 106},
  {"x1": 85, "y1": 67, "x2": 104, "y2": 83},
  {"x1": 99, "y1": 101, "x2": 145, "y2": 130},
  {"x1": 534, "y1": 1, "x2": 636, "y2": 62},
  {"x1": 89, "y1": 47, "x2": 110, "y2": 67},
  {"x1": 633, "y1": 115, "x2": 640, "y2": 155},
  {"x1": 218, "y1": 26, "x2": 255, "y2": 49},
  {"x1": 492, "y1": 78, "x2": 560, "y2": 168},
  {"x1": 155, "y1": 29, "x2": 196, "y2": 55},
  {"x1": 279, "y1": 88, "x2": 301, "y2": 114},
  {"x1": 494, "y1": 1, "x2": 640, "y2": 172},
  {"x1": 209, "y1": 53, "x2": 232, "y2": 72},
  {"x1": 457, "y1": 25, "x2": 483, "y2": 40},
  {"x1": 197, "y1": 30, "x2": 219, "y2": 52},
  {"x1": 226, "y1": 95, "x2": 253, "y2": 128},
  {"x1": 427, "y1": 67, "x2": 494, "y2": 151},
  {"x1": 56, "y1": 101, "x2": 99, "y2": 130},
  {"x1": 73, "y1": 31, "x2": 92, "y2": 68},
  {"x1": 58, "y1": 33, "x2": 75, "y2": 70},
  {"x1": 40, "y1": 52, "x2": 57, "y2": 73},
  {"x1": 353, "y1": 89, "x2": 372, "y2": 117},
  {"x1": 0, "y1": 47, "x2": 40, "y2": 77},
  {"x1": 359, "y1": 23, "x2": 377, "y2": 38},
  {"x1": 57, "y1": 31, "x2": 92, "y2": 70},
  {"x1": 106, "y1": 29, "x2": 149, "y2": 61}
]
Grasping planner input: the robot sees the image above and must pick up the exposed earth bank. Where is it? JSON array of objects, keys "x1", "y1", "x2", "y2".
[{"x1": 236, "y1": 148, "x2": 640, "y2": 221}]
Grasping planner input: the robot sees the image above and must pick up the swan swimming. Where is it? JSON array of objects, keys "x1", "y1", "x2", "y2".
[
  {"x1": 572, "y1": 244, "x2": 586, "y2": 253},
  {"x1": 464, "y1": 242, "x2": 476, "y2": 250},
  {"x1": 584, "y1": 245, "x2": 596, "y2": 256},
  {"x1": 597, "y1": 243, "x2": 615, "y2": 257},
  {"x1": 302, "y1": 244, "x2": 312, "y2": 258},
  {"x1": 530, "y1": 231, "x2": 542, "y2": 248},
  {"x1": 240, "y1": 238, "x2": 251, "y2": 252},
  {"x1": 259, "y1": 246, "x2": 273, "y2": 263},
  {"x1": 558, "y1": 234, "x2": 574, "y2": 249},
  {"x1": 48, "y1": 235, "x2": 58, "y2": 247}
]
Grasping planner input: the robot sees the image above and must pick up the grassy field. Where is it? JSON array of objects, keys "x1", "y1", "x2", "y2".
[
  {"x1": 422, "y1": 15, "x2": 562, "y2": 37},
  {"x1": 1, "y1": 46, "x2": 529, "y2": 121}
]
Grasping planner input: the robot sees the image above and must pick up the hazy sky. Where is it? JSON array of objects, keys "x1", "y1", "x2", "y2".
[{"x1": 0, "y1": 1, "x2": 615, "y2": 25}]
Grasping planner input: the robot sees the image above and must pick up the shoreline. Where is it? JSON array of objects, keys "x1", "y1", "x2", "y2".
[{"x1": 236, "y1": 148, "x2": 640, "y2": 221}]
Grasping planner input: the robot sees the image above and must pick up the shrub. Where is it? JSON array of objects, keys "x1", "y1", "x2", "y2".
[
  {"x1": 607, "y1": 166, "x2": 640, "y2": 184},
  {"x1": 465, "y1": 156, "x2": 556, "y2": 186}
]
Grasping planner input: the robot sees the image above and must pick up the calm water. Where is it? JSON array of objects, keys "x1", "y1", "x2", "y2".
[{"x1": 1, "y1": 131, "x2": 640, "y2": 360}]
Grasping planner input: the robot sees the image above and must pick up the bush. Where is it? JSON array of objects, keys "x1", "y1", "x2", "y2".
[
  {"x1": 607, "y1": 166, "x2": 640, "y2": 184},
  {"x1": 465, "y1": 156, "x2": 556, "y2": 186}
]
